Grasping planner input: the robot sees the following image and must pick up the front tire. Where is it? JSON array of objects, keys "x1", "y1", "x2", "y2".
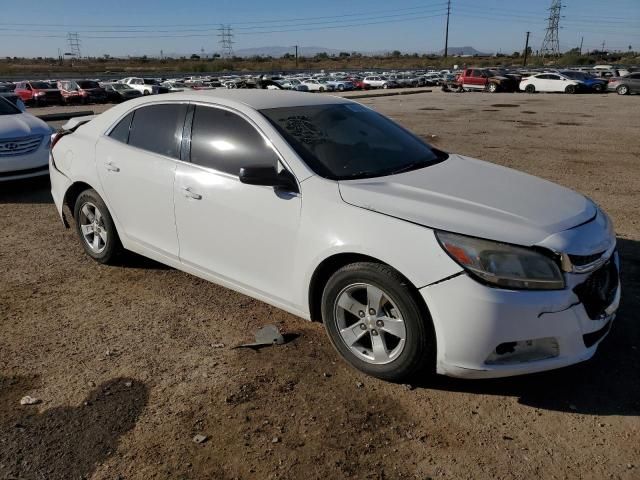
[
  {"x1": 525, "y1": 84, "x2": 536, "y2": 94},
  {"x1": 565, "y1": 84, "x2": 576, "y2": 94},
  {"x1": 321, "y1": 262, "x2": 435, "y2": 382},
  {"x1": 488, "y1": 82, "x2": 498, "y2": 93},
  {"x1": 73, "y1": 189, "x2": 123, "y2": 264}
]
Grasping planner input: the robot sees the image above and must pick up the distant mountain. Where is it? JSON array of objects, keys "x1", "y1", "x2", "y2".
[
  {"x1": 232, "y1": 46, "x2": 344, "y2": 57},
  {"x1": 438, "y1": 46, "x2": 491, "y2": 56}
]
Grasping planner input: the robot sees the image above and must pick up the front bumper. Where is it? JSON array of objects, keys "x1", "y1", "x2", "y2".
[
  {"x1": 0, "y1": 141, "x2": 49, "y2": 181},
  {"x1": 421, "y1": 253, "x2": 620, "y2": 379}
]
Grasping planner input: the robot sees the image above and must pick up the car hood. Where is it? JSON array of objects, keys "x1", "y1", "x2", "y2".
[
  {"x1": 0, "y1": 112, "x2": 51, "y2": 139},
  {"x1": 338, "y1": 154, "x2": 596, "y2": 247}
]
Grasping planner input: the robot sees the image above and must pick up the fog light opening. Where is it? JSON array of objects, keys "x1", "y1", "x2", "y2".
[{"x1": 486, "y1": 337, "x2": 559, "y2": 365}]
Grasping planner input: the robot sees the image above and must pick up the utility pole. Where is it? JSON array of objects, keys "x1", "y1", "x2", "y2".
[
  {"x1": 579, "y1": 37, "x2": 584, "y2": 55},
  {"x1": 444, "y1": 0, "x2": 451, "y2": 58},
  {"x1": 601, "y1": 40, "x2": 606, "y2": 52},
  {"x1": 295, "y1": 45, "x2": 298, "y2": 68},
  {"x1": 523, "y1": 31, "x2": 530, "y2": 66},
  {"x1": 217, "y1": 25, "x2": 234, "y2": 58}
]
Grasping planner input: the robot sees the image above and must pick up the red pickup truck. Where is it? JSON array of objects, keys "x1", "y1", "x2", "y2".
[{"x1": 456, "y1": 68, "x2": 519, "y2": 93}]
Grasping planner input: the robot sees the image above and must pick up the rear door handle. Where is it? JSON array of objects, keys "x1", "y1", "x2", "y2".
[
  {"x1": 183, "y1": 187, "x2": 202, "y2": 200},
  {"x1": 104, "y1": 161, "x2": 120, "y2": 172}
]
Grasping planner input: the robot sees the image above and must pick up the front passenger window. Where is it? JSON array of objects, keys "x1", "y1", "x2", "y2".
[{"x1": 189, "y1": 106, "x2": 279, "y2": 176}]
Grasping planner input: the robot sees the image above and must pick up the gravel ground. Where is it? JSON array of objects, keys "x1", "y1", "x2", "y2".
[{"x1": 1, "y1": 90, "x2": 639, "y2": 480}]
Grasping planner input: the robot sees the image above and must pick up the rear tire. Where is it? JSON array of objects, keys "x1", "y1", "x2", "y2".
[
  {"x1": 593, "y1": 83, "x2": 603, "y2": 93},
  {"x1": 321, "y1": 262, "x2": 436, "y2": 382},
  {"x1": 565, "y1": 85, "x2": 576, "y2": 94},
  {"x1": 525, "y1": 84, "x2": 536, "y2": 94},
  {"x1": 617, "y1": 85, "x2": 629, "y2": 95},
  {"x1": 488, "y1": 82, "x2": 498, "y2": 93},
  {"x1": 73, "y1": 189, "x2": 123, "y2": 265}
]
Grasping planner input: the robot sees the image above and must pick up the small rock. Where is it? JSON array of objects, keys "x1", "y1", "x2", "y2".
[
  {"x1": 88, "y1": 381, "x2": 96, "y2": 388},
  {"x1": 503, "y1": 435, "x2": 514, "y2": 441},
  {"x1": 627, "y1": 464, "x2": 633, "y2": 469},
  {"x1": 124, "y1": 381, "x2": 132, "y2": 388},
  {"x1": 211, "y1": 343, "x2": 225, "y2": 348},
  {"x1": 356, "y1": 382, "x2": 364, "y2": 389},
  {"x1": 403, "y1": 384, "x2": 415, "y2": 391},
  {"x1": 272, "y1": 436, "x2": 280, "y2": 443},
  {"x1": 192, "y1": 434, "x2": 208, "y2": 444},
  {"x1": 20, "y1": 396, "x2": 41, "y2": 406},
  {"x1": 598, "y1": 423, "x2": 605, "y2": 428},
  {"x1": 323, "y1": 372, "x2": 332, "y2": 378}
]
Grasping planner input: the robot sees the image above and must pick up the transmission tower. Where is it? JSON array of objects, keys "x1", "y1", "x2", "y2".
[
  {"x1": 67, "y1": 32, "x2": 82, "y2": 58},
  {"x1": 540, "y1": 0, "x2": 562, "y2": 58},
  {"x1": 218, "y1": 25, "x2": 234, "y2": 58}
]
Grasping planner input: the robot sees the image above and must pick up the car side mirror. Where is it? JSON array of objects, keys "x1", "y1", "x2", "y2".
[{"x1": 239, "y1": 165, "x2": 299, "y2": 193}]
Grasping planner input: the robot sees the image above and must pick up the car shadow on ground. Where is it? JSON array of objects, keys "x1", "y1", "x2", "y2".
[
  {"x1": 0, "y1": 375, "x2": 149, "y2": 480},
  {"x1": 0, "y1": 176, "x2": 53, "y2": 204},
  {"x1": 419, "y1": 237, "x2": 640, "y2": 417}
]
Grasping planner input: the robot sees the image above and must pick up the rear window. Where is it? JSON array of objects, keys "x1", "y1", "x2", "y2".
[
  {"x1": 127, "y1": 104, "x2": 187, "y2": 158},
  {"x1": 108, "y1": 112, "x2": 134, "y2": 143},
  {"x1": 30, "y1": 82, "x2": 51, "y2": 89},
  {"x1": 78, "y1": 81, "x2": 99, "y2": 89},
  {"x1": 0, "y1": 97, "x2": 20, "y2": 115}
]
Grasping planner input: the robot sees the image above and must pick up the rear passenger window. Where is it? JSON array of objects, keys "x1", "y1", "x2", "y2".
[
  {"x1": 128, "y1": 104, "x2": 187, "y2": 158},
  {"x1": 190, "y1": 106, "x2": 279, "y2": 176},
  {"x1": 109, "y1": 112, "x2": 134, "y2": 144}
]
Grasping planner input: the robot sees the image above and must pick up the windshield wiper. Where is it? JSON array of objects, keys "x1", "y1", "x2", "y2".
[{"x1": 385, "y1": 161, "x2": 431, "y2": 176}]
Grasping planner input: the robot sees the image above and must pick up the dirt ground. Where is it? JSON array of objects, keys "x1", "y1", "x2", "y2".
[{"x1": 1, "y1": 90, "x2": 639, "y2": 480}]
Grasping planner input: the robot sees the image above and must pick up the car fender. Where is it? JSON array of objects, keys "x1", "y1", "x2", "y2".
[{"x1": 295, "y1": 177, "x2": 462, "y2": 314}]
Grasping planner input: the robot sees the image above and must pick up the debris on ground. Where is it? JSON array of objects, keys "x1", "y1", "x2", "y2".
[
  {"x1": 193, "y1": 434, "x2": 208, "y2": 444},
  {"x1": 19, "y1": 395, "x2": 41, "y2": 405},
  {"x1": 234, "y1": 325, "x2": 285, "y2": 349},
  {"x1": 211, "y1": 343, "x2": 225, "y2": 348}
]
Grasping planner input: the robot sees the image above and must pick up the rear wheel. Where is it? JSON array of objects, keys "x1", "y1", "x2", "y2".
[
  {"x1": 488, "y1": 82, "x2": 499, "y2": 93},
  {"x1": 617, "y1": 85, "x2": 629, "y2": 95},
  {"x1": 382, "y1": 83, "x2": 389, "y2": 89},
  {"x1": 319, "y1": 87, "x2": 325, "y2": 92},
  {"x1": 73, "y1": 189, "x2": 123, "y2": 264},
  {"x1": 321, "y1": 262, "x2": 435, "y2": 382},
  {"x1": 565, "y1": 84, "x2": 576, "y2": 94},
  {"x1": 592, "y1": 83, "x2": 603, "y2": 93},
  {"x1": 525, "y1": 84, "x2": 536, "y2": 94}
]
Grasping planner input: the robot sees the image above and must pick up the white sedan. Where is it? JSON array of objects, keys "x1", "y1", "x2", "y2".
[
  {"x1": 49, "y1": 90, "x2": 619, "y2": 381},
  {"x1": 0, "y1": 97, "x2": 52, "y2": 181},
  {"x1": 520, "y1": 73, "x2": 584, "y2": 94},
  {"x1": 300, "y1": 79, "x2": 330, "y2": 92}
]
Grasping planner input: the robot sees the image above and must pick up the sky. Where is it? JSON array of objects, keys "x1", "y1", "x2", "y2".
[{"x1": 1, "y1": 0, "x2": 639, "y2": 58}]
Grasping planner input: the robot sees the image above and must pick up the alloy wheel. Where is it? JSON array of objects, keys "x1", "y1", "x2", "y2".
[
  {"x1": 78, "y1": 202, "x2": 107, "y2": 254},
  {"x1": 333, "y1": 283, "x2": 407, "y2": 365}
]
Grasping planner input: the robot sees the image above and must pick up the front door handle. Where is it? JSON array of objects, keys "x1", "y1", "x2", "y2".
[
  {"x1": 183, "y1": 187, "x2": 202, "y2": 200},
  {"x1": 104, "y1": 161, "x2": 120, "y2": 172}
]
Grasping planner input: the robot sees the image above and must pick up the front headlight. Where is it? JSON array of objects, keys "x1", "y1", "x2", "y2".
[{"x1": 435, "y1": 231, "x2": 565, "y2": 290}]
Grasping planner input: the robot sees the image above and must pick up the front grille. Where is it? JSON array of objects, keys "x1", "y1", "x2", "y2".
[
  {"x1": 45, "y1": 91, "x2": 61, "y2": 101},
  {"x1": 0, "y1": 164, "x2": 48, "y2": 178},
  {"x1": 574, "y1": 258, "x2": 618, "y2": 319},
  {"x1": 569, "y1": 251, "x2": 604, "y2": 267},
  {"x1": 0, "y1": 135, "x2": 43, "y2": 157},
  {"x1": 583, "y1": 321, "x2": 611, "y2": 348}
]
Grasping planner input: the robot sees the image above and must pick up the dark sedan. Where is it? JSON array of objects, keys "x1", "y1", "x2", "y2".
[{"x1": 102, "y1": 83, "x2": 143, "y2": 103}]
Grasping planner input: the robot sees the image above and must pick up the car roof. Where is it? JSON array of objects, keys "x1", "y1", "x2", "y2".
[{"x1": 149, "y1": 89, "x2": 352, "y2": 109}]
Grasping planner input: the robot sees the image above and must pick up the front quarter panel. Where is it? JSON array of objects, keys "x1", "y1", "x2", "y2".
[{"x1": 295, "y1": 176, "x2": 463, "y2": 313}]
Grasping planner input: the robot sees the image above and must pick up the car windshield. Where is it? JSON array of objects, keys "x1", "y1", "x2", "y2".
[
  {"x1": 0, "y1": 97, "x2": 20, "y2": 115},
  {"x1": 260, "y1": 103, "x2": 447, "y2": 180},
  {"x1": 30, "y1": 82, "x2": 51, "y2": 89},
  {"x1": 78, "y1": 81, "x2": 99, "y2": 88},
  {"x1": 143, "y1": 79, "x2": 158, "y2": 85},
  {"x1": 110, "y1": 84, "x2": 128, "y2": 90}
]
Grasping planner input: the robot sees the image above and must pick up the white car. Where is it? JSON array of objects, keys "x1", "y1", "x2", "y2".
[
  {"x1": 520, "y1": 73, "x2": 583, "y2": 94},
  {"x1": 0, "y1": 97, "x2": 52, "y2": 181},
  {"x1": 49, "y1": 90, "x2": 620, "y2": 381},
  {"x1": 301, "y1": 79, "x2": 329, "y2": 92},
  {"x1": 120, "y1": 77, "x2": 159, "y2": 95},
  {"x1": 363, "y1": 76, "x2": 392, "y2": 89}
]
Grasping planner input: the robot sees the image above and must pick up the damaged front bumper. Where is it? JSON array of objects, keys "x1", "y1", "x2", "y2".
[{"x1": 421, "y1": 252, "x2": 620, "y2": 379}]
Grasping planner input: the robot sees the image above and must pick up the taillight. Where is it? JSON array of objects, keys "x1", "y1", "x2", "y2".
[{"x1": 50, "y1": 130, "x2": 68, "y2": 150}]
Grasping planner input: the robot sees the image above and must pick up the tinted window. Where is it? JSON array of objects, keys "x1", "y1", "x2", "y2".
[
  {"x1": 78, "y1": 81, "x2": 99, "y2": 89},
  {"x1": 109, "y1": 112, "x2": 134, "y2": 143},
  {"x1": 190, "y1": 106, "x2": 279, "y2": 175},
  {"x1": 128, "y1": 104, "x2": 186, "y2": 158},
  {"x1": 261, "y1": 103, "x2": 446, "y2": 180},
  {"x1": 0, "y1": 97, "x2": 20, "y2": 115}
]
